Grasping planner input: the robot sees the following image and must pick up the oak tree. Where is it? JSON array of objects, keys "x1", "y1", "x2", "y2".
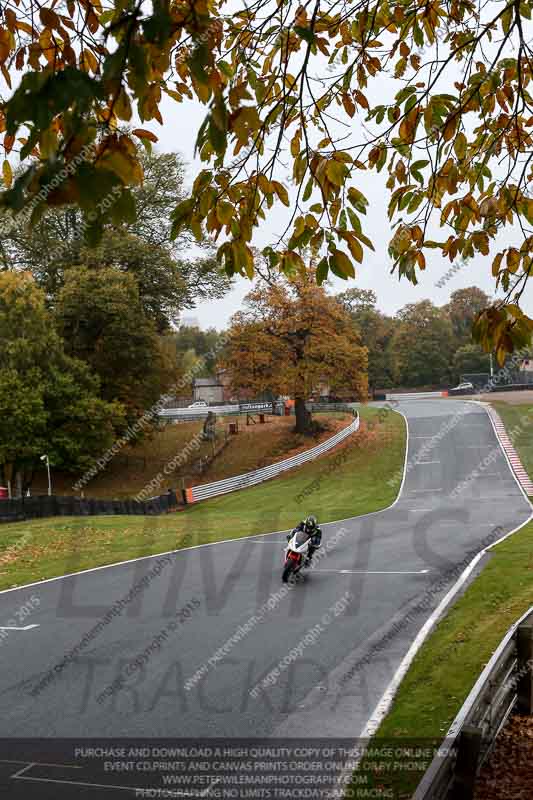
[{"x1": 222, "y1": 268, "x2": 368, "y2": 433}]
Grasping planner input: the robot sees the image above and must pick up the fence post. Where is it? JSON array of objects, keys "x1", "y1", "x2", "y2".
[
  {"x1": 517, "y1": 620, "x2": 533, "y2": 714},
  {"x1": 451, "y1": 725, "x2": 482, "y2": 800}
]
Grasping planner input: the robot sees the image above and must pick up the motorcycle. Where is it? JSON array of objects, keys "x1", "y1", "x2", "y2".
[{"x1": 282, "y1": 529, "x2": 312, "y2": 583}]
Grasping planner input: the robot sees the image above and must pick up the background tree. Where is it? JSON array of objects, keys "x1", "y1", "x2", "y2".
[
  {"x1": 0, "y1": 149, "x2": 231, "y2": 329},
  {"x1": 54, "y1": 267, "x2": 177, "y2": 424},
  {"x1": 0, "y1": 272, "x2": 123, "y2": 494},
  {"x1": 390, "y1": 300, "x2": 455, "y2": 387},
  {"x1": 222, "y1": 269, "x2": 368, "y2": 433},
  {"x1": 337, "y1": 288, "x2": 395, "y2": 390},
  {"x1": 172, "y1": 326, "x2": 226, "y2": 376},
  {"x1": 452, "y1": 345, "x2": 491, "y2": 383},
  {"x1": 1, "y1": 0, "x2": 531, "y2": 357},
  {"x1": 446, "y1": 287, "x2": 492, "y2": 344}
]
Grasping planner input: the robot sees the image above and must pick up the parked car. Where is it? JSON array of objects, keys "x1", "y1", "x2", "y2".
[
  {"x1": 188, "y1": 400, "x2": 208, "y2": 408},
  {"x1": 450, "y1": 381, "x2": 474, "y2": 393}
]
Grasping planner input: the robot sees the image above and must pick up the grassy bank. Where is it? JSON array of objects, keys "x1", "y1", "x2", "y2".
[
  {"x1": 0, "y1": 406, "x2": 405, "y2": 591},
  {"x1": 31, "y1": 413, "x2": 352, "y2": 500}
]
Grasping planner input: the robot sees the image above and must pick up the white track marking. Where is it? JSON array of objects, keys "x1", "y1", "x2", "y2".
[
  {"x1": 201, "y1": 778, "x2": 220, "y2": 797},
  {"x1": 313, "y1": 569, "x2": 430, "y2": 575},
  {"x1": 11, "y1": 763, "x2": 36, "y2": 779},
  {"x1": 13, "y1": 774, "x2": 195, "y2": 797},
  {"x1": 413, "y1": 460, "x2": 440, "y2": 465},
  {"x1": 0, "y1": 759, "x2": 80, "y2": 768},
  {"x1": 0, "y1": 624, "x2": 39, "y2": 630},
  {"x1": 9, "y1": 762, "x2": 195, "y2": 797}
]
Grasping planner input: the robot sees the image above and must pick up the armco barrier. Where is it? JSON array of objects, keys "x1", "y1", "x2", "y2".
[
  {"x1": 184, "y1": 412, "x2": 359, "y2": 503},
  {"x1": 414, "y1": 606, "x2": 533, "y2": 800},
  {"x1": 159, "y1": 402, "x2": 277, "y2": 421},
  {"x1": 386, "y1": 391, "x2": 448, "y2": 401}
]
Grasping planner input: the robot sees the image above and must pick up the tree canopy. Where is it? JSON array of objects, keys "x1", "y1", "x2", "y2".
[
  {"x1": 0, "y1": 148, "x2": 231, "y2": 328},
  {"x1": 55, "y1": 266, "x2": 178, "y2": 423},
  {"x1": 222, "y1": 269, "x2": 368, "y2": 432},
  {"x1": 390, "y1": 299, "x2": 456, "y2": 386},
  {"x1": 0, "y1": 272, "x2": 124, "y2": 493},
  {"x1": 1, "y1": 0, "x2": 532, "y2": 359}
]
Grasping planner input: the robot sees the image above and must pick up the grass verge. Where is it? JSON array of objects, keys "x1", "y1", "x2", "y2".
[
  {"x1": 491, "y1": 401, "x2": 533, "y2": 487},
  {"x1": 0, "y1": 406, "x2": 405, "y2": 591}
]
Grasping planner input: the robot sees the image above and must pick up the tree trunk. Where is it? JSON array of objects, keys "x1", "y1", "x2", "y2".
[{"x1": 294, "y1": 396, "x2": 312, "y2": 434}]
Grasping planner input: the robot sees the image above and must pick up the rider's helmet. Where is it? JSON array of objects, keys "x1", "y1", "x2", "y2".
[{"x1": 304, "y1": 515, "x2": 317, "y2": 532}]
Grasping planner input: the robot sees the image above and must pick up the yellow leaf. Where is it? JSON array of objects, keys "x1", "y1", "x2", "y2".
[
  {"x1": 115, "y1": 88, "x2": 132, "y2": 121},
  {"x1": 326, "y1": 160, "x2": 346, "y2": 187},
  {"x1": 492, "y1": 252, "x2": 503, "y2": 276},
  {"x1": 293, "y1": 216, "x2": 305, "y2": 238},
  {"x1": 271, "y1": 180, "x2": 289, "y2": 206},
  {"x1": 453, "y1": 132, "x2": 467, "y2": 160},
  {"x1": 83, "y1": 48, "x2": 98, "y2": 74},
  {"x1": 332, "y1": 249, "x2": 355, "y2": 277},
  {"x1": 290, "y1": 130, "x2": 300, "y2": 157},
  {"x1": 216, "y1": 201, "x2": 233, "y2": 225},
  {"x1": 443, "y1": 116, "x2": 457, "y2": 142},
  {"x1": 2, "y1": 159, "x2": 12, "y2": 188},
  {"x1": 506, "y1": 248, "x2": 520, "y2": 273},
  {"x1": 257, "y1": 174, "x2": 272, "y2": 195}
]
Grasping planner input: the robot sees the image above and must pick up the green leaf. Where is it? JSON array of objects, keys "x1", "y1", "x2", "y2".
[
  {"x1": 302, "y1": 177, "x2": 313, "y2": 202},
  {"x1": 294, "y1": 26, "x2": 316, "y2": 44},
  {"x1": 330, "y1": 249, "x2": 355, "y2": 278},
  {"x1": 316, "y1": 257, "x2": 329, "y2": 285}
]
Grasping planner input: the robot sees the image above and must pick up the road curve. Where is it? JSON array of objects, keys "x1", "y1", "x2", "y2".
[{"x1": 0, "y1": 399, "x2": 530, "y2": 797}]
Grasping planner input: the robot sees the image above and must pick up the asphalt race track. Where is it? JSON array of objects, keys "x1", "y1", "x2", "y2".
[{"x1": 0, "y1": 399, "x2": 530, "y2": 798}]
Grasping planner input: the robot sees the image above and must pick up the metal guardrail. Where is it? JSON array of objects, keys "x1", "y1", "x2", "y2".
[
  {"x1": 184, "y1": 411, "x2": 359, "y2": 503},
  {"x1": 414, "y1": 606, "x2": 533, "y2": 800},
  {"x1": 305, "y1": 402, "x2": 359, "y2": 412},
  {"x1": 386, "y1": 391, "x2": 448, "y2": 401},
  {"x1": 159, "y1": 402, "x2": 279, "y2": 421},
  {"x1": 161, "y1": 401, "x2": 358, "y2": 422}
]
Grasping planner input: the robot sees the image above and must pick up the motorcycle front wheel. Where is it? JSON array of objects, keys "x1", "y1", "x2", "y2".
[{"x1": 282, "y1": 562, "x2": 294, "y2": 583}]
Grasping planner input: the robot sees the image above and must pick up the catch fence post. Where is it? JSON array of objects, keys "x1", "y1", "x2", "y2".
[
  {"x1": 451, "y1": 725, "x2": 482, "y2": 800},
  {"x1": 517, "y1": 617, "x2": 533, "y2": 715}
]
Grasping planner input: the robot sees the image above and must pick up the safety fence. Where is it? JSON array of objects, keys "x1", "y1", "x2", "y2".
[
  {"x1": 385, "y1": 391, "x2": 449, "y2": 401},
  {"x1": 0, "y1": 490, "x2": 178, "y2": 524},
  {"x1": 414, "y1": 606, "x2": 533, "y2": 800},
  {"x1": 183, "y1": 411, "x2": 359, "y2": 504},
  {"x1": 159, "y1": 401, "x2": 278, "y2": 421},
  {"x1": 160, "y1": 401, "x2": 359, "y2": 422}
]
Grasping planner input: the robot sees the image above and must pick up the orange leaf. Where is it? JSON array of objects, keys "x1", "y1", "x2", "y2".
[{"x1": 132, "y1": 128, "x2": 159, "y2": 143}]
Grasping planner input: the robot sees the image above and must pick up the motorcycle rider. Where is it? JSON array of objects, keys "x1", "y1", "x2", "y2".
[{"x1": 287, "y1": 515, "x2": 322, "y2": 566}]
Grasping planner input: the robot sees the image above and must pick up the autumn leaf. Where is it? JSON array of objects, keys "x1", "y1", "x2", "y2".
[{"x1": 2, "y1": 159, "x2": 12, "y2": 188}]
